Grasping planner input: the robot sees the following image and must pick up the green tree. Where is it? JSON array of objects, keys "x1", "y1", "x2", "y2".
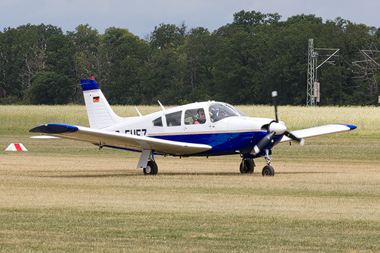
[
  {"x1": 149, "y1": 22, "x2": 187, "y2": 50},
  {"x1": 44, "y1": 33, "x2": 77, "y2": 102},
  {"x1": 17, "y1": 24, "x2": 62, "y2": 91},
  {"x1": 67, "y1": 24, "x2": 100, "y2": 80},
  {"x1": 180, "y1": 27, "x2": 217, "y2": 102},
  {"x1": 213, "y1": 30, "x2": 263, "y2": 104},
  {"x1": 142, "y1": 45, "x2": 186, "y2": 104},
  {"x1": 46, "y1": 34, "x2": 75, "y2": 74},
  {"x1": 140, "y1": 23, "x2": 189, "y2": 105},
  {"x1": 28, "y1": 71, "x2": 73, "y2": 104},
  {"x1": 262, "y1": 22, "x2": 314, "y2": 104},
  {"x1": 0, "y1": 24, "x2": 62, "y2": 103},
  {"x1": 233, "y1": 10, "x2": 281, "y2": 30},
  {"x1": 100, "y1": 27, "x2": 149, "y2": 104},
  {"x1": 2, "y1": 11, "x2": 380, "y2": 106},
  {"x1": 0, "y1": 27, "x2": 25, "y2": 100},
  {"x1": 315, "y1": 18, "x2": 377, "y2": 105}
]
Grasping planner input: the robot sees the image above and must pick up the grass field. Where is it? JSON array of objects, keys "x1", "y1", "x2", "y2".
[{"x1": 0, "y1": 105, "x2": 380, "y2": 252}]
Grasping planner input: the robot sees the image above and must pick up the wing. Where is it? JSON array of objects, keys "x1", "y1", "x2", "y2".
[
  {"x1": 30, "y1": 123, "x2": 212, "y2": 156},
  {"x1": 280, "y1": 124, "x2": 357, "y2": 143}
]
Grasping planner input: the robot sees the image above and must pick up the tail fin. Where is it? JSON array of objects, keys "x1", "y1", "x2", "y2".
[{"x1": 81, "y1": 78, "x2": 123, "y2": 129}]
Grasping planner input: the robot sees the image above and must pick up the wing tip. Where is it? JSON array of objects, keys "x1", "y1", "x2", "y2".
[
  {"x1": 336, "y1": 123, "x2": 357, "y2": 131},
  {"x1": 29, "y1": 123, "x2": 78, "y2": 134}
]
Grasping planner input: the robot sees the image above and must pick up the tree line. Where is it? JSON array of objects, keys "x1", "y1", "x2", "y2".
[{"x1": 1, "y1": 10, "x2": 379, "y2": 106}]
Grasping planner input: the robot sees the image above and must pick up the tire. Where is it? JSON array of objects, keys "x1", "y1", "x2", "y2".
[
  {"x1": 246, "y1": 159, "x2": 255, "y2": 173},
  {"x1": 262, "y1": 165, "x2": 275, "y2": 176},
  {"x1": 144, "y1": 161, "x2": 158, "y2": 175},
  {"x1": 240, "y1": 159, "x2": 254, "y2": 174}
]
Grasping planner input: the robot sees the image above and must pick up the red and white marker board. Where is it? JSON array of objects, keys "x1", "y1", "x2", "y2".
[{"x1": 5, "y1": 143, "x2": 28, "y2": 151}]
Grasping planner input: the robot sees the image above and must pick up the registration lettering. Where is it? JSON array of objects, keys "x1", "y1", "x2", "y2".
[{"x1": 125, "y1": 129, "x2": 147, "y2": 136}]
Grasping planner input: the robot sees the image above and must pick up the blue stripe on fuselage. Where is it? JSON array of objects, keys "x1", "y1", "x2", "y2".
[{"x1": 150, "y1": 131, "x2": 282, "y2": 157}]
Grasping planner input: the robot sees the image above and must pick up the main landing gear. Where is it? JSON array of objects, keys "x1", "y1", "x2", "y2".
[
  {"x1": 240, "y1": 158, "x2": 255, "y2": 173},
  {"x1": 143, "y1": 160, "x2": 158, "y2": 175},
  {"x1": 239, "y1": 149, "x2": 275, "y2": 176},
  {"x1": 138, "y1": 150, "x2": 158, "y2": 175}
]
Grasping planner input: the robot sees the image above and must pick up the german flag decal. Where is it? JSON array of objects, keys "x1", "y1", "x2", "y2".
[{"x1": 93, "y1": 96, "x2": 100, "y2": 102}]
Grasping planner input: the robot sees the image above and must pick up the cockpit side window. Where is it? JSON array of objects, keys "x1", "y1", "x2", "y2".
[
  {"x1": 166, "y1": 111, "x2": 182, "y2": 126},
  {"x1": 153, "y1": 116, "x2": 163, "y2": 127},
  {"x1": 185, "y1": 108, "x2": 206, "y2": 125}
]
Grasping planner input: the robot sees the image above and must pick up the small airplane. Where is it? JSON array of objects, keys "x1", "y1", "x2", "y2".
[{"x1": 30, "y1": 77, "x2": 357, "y2": 176}]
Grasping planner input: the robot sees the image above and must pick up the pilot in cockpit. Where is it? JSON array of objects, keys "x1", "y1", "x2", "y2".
[{"x1": 194, "y1": 109, "x2": 206, "y2": 124}]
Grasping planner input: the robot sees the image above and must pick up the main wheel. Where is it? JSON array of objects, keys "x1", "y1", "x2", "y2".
[
  {"x1": 144, "y1": 160, "x2": 158, "y2": 175},
  {"x1": 262, "y1": 165, "x2": 275, "y2": 176},
  {"x1": 240, "y1": 159, "x2": 254, "y2": 174}
]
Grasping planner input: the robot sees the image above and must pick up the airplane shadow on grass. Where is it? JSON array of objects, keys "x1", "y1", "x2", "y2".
[{"x1": 41, "y1": 171, "x2": 340, "y2": 178}]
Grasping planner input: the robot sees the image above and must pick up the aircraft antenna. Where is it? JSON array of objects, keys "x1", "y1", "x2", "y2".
[
  {"x1": 135, "y1": 107, "x2": 142, "y2": 117},
  {"x1": 158, "y1": 100, "x2": 165, "y2": 110}
]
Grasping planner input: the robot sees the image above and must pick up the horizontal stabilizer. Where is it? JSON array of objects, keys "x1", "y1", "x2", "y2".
[{"x1": 30, "y1": 136, "x2": 61, "y2": 139}]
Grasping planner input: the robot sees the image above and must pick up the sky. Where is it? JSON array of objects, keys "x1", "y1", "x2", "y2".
[{"x1": 1, "y1": 0, "x2": 379, "y2": 38}]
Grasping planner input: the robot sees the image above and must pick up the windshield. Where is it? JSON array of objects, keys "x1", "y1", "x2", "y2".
[
  {"x1": 225, "y1": 103, "x2": 247, "y2": 117},
  {"x1": 209, "y1": 102, "x2": 247, "y2": 122}
]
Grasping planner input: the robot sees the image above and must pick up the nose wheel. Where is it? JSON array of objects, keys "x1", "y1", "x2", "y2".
[
  {"x1": 262, "y1": 165, "x2": 275, "y2": 176},
  {"x1": 262, "y1": 149, "x2": 275, "y2": 176}
]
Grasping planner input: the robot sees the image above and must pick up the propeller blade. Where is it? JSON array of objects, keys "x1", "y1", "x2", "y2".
[
  {"x1": 284, "y1": 131, "x2": 304, "y2": 146},
  {"x1": 251, "y1": 132, "x2": 275, "y2": 155},
  {"x1": 272, "y1": 91, "x2": 278, "y2": 122}
]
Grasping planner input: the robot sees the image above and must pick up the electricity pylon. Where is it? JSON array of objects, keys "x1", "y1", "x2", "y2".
[{"x1": 306, "y1": 38, "x2": 340, "y2": 106}]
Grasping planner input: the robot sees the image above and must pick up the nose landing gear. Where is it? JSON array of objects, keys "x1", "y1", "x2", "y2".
[
  {"x1": 239, "y1": 150, "x2": 274, "y2": 176},
  {"x1": 262, "y1": 149, "x2": 275, "y2": 176}
]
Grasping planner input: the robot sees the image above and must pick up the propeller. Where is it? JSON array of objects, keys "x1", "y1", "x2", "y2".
[
  {"x1": 272, "y1": 91, "x2": 303, "y2": 144},
  {"x1": 251, "y1": 91, "x2": 303, "y2": 155},
  {"x1": 272, "y1": 91, "x2": 278, "y2": 122}
]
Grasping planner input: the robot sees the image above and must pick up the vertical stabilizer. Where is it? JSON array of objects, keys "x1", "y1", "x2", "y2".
[{"x1": 81, "y1": 79, "x2": 123, "y2": 129}]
